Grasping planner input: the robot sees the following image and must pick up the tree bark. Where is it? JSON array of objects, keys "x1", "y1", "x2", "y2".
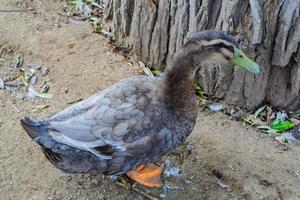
[{"x1": 104, "y1": 0, "x2": 300, "y2": 111}]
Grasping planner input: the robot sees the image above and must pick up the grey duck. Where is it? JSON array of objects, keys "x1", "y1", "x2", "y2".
[{"x1": 21, "y1": 30, "x2": 260, "y2": 187}]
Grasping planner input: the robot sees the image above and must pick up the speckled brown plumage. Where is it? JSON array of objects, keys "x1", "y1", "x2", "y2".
[{"x1": 21, "y1": 30, "x2": 239, "y2": 175}]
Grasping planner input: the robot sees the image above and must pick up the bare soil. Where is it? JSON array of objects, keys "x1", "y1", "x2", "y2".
[{"x1": 0, "y1": 1, "x2": 299, "y2": 200}]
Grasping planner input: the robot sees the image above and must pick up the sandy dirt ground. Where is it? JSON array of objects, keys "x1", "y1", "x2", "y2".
[{"x1": 0, "y1": 0, "x2": 300, "y2": 200}]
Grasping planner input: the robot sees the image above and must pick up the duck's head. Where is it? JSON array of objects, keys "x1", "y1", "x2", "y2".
[{"x1": 169, "y1": 30, "x2": 261, "y2": 79}]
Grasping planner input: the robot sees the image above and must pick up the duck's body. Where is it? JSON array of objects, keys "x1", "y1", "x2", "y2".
[
  {"x1": 22, "y1": 75, "x2": 197, "y2": 175},
  {"x1": 21, "y1": 30, "x2": 260, "y2": 187}
]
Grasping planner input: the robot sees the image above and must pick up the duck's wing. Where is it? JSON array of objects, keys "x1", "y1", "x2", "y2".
[{"x1": 45, "y1": 76, "x2": 161, "y2": 160}]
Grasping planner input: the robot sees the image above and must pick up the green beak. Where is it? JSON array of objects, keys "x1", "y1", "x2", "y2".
[{"x1": 232, "y1": 47, "x2": 261, "y2": 74}]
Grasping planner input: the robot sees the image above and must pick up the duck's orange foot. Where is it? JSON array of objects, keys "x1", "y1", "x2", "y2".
[{"x1": 126, "y1": 163, "x2": 163, "y2": 187}]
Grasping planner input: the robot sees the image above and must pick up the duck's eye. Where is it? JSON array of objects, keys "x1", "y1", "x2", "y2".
[{"x1": 239, "y1": 54, "x2": 244, "y2": 58}]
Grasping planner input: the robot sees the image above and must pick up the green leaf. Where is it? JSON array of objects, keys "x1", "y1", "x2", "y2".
[
  {"x1": 243, "y1": 118, "x2": 254, "y2": 125},
  {"x1": 69, "y1": 0, "x2": 78, "y2": 5},
  {"x1": 271, "y1": 121, "x2": 295, "y2": 132},
  {"x1": 197, "y1": 90, "x2": 205, "y2": 98},
  {"x1": 195, "y1": 85, "x2": 207, "y2": 99},
  {"x1": 152, "y1": 70, "x2": 161, "y2": 75}
]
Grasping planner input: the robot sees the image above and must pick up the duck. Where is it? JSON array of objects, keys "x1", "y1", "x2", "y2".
[{"x1": 21, "y1": 30, "x2": 260, "y2": 187}]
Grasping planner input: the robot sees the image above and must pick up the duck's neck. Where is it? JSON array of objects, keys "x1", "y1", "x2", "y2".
[{"x1": 162, "y1": 51, "x2": 197, "y2": 112}]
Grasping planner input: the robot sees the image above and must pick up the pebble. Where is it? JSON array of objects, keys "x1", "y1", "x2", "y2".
[
  {"x1": 160, "y1": 185, "x2": 169, "y2": 198},
  {"x1": 30, "y1": 76, "x2": 38, "y2": 85},
  {"x1": 231, "y1": 110, "x2": 244, "y2": 119},
  {"x1": 65, "y1": 175, "x2": 72, "y2": 182},
  {"x1": 208, "y1": 102, "x2": 223, "y2": 112},
  {"x1": 62, "y1": 87, "x2": 68, "y2": 94},
  {"x1": 163, "y1": 160, "x2": 181, "y2": 177},
  {"x1": 186, "y1": 143, "x2": 194, "y2": 151},
  {"x1": 0, "y1": 78, "x2": 4, "y2": 89},
  {"x1": 184, "y1": 179, "x2": 193, "y2": 184},
  {"x1": 89, "y1": 179, "x2": 100, "y2": 188}
]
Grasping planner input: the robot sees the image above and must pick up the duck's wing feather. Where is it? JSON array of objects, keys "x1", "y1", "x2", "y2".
[{"x1": 45, "y1": 76, "x2": 161, "y2": 160}]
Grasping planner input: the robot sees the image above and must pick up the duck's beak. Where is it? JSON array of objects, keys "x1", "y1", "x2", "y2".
[{"x1": 231, "y1": 47, "x2": 261, "y2": 74}]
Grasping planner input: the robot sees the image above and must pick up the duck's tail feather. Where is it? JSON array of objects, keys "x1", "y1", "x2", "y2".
[
  {"x1": 20, "y1": 117, "x2": 49, "y2": 139},
  {"x1": 21, "y1": 117, "x2": 108, "y2": 174}
]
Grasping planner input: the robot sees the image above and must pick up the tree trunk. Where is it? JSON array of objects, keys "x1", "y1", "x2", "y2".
[{"x1": 104, "y1": 0, "x2": 300, "y2": 111}]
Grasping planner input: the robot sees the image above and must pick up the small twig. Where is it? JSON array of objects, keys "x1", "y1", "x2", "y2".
[
  {"x1": 0, "y1": 46, "x2": 5, "y2": 57},
  {"x1": 10, "y1": 102, "x2": 20, "y2": 113},
  {"x1": 115, "y1": 181, "x2": 160, "y2": 200},
  {"x1": 67, "y1": 98, "x2": 83, "y2": 104}
]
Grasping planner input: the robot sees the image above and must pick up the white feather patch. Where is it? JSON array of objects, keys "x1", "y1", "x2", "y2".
[{"x1": 49, "y1": 130, "x2": 112, "y2": 159}]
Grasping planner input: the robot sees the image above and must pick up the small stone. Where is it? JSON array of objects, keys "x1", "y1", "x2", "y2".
[
  {"x1": 231, "y1": 110, "x2": 244, "y2": 120},
  {"x1": 195, "y1": 155, "x2": 201, "y2": 160},
  {"x1": 291, "y1": 124, "x2": 300, "y2": 140},
  {"x1": 106, "y1": 175, "x2": 119, "y2": 182},
  {"x1": 0, "y1": 100, "x2": 4, "y2": 107},
  {"x1": 62, "y1": 87, "x2": 68, "y2": 94},
  {"x1": 27, "y1": 64, "x2": 41, "y2": 70},
  {"x1": 185, "y1": 179, "x2": 193, "y2": 184},
  {"x1": 208, "y1": 102, "x2": 223, "y2": 112},
  {"x1": 0, "y1": 78, "x2": 4, "y2": 89},
  {"x1": 187, "y1": 143, "x2": 194, "y2": 151},
  {"x1": 160, "y1": 185, "x2": 169, "y2": 198},
  {"x1": 30, "y1": 76, "x2": 38, "y2": 85},
  {"x1": 162, "y1": 160, "x2": 181, "y2": 177},
  {"x1": 89, "y1": 179, "x2": 100, "y2": 187},
  {"x1": 65, "y1": 175, "x2": 72, "y2": 181}
]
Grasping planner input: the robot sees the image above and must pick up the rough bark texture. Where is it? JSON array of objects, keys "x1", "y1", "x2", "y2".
[{"x1": 104, "y1": 0, "x2": 300, "y2": 111}]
